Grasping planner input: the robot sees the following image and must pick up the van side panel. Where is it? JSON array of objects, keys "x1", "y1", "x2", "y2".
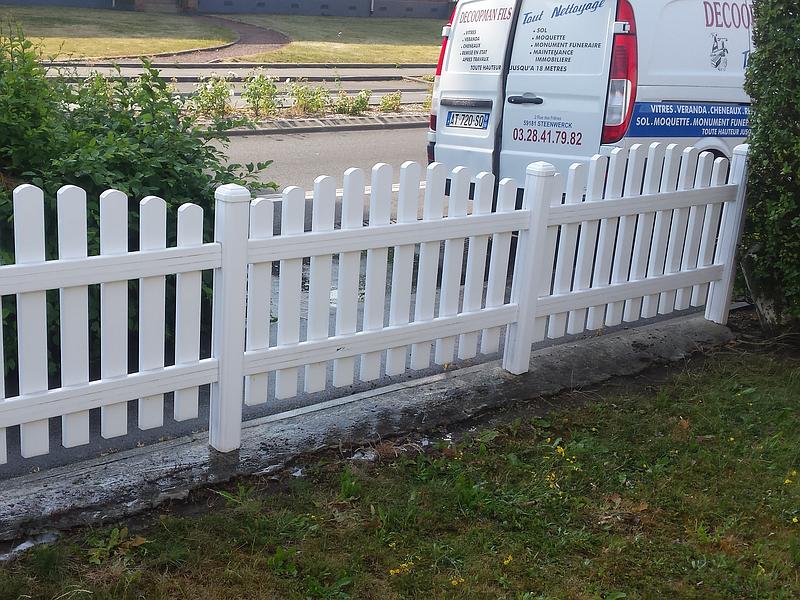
[{"x1": 616, "y1": 0, "x2": 753, "y2": 158}]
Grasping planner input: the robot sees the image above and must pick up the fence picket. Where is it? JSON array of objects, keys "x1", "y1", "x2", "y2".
[
  {"x1": 138, "y1": 197, "x2": 167, "y2": 430},
  {"x1": 624, "y1": 142, "x2": 666, "y2": 322},
  {"x1": 481, "y1": 178, "x2": 517, "y2": 354},
  {"x1": 567, "y1": 155, "x2": 608, "y2": 335},
  {"x1": 333, "y1": 169, "x2": 365, "y2": 387},
  {"x1": 692, "y1": 158, "x2": 729, "y2": 306},
  {"x1": 435, "y1": 166, "x2": 470, "y2": 364},
  {"x1": 410, "y1": 163, "x2": 446, "y2": 369},
  {"x1": 659, "y1": 147, "x2": 700, "y2": 314},
  {"x1": 0, "y1": 304, "x2": 4, "y2": 464},
  {"x1": 275, "y1": 187, "x2": 305, "y2": 399},
  {"x1": 99, "y1": 190, "x2": 130, "y2": 439},
  {"x1": 458, "y1": 171, "x2": 494, "y2": 359},
  {"x1": 586, "y1": 148, "x2": 626, "y2": 330},
  {"x1": 548, "y1": 164, "x2": 587, "y2": 338},
  {"x1": 605, "y1": 144, "x2": 647, "y2": 326},
  {"x1": 305, "y1": 176, "x2": 336, "y2": 392},
  {"x1": 642, "y1": 144, "x2": 682, "y2": 318},
  {"x1": 174, "y1": 203, "x2": 204, "y2": 420},
  {"x1": 244, "y1": 198, "x2": 274, "y2": 407},
  {"x1": 386, "y1": 161, "x2": 422, "y2": 375},
  {"x1": 360, "y1": 164, "x2": 393, "y2": 381},
  {"x1": 14, "y1": 185, "x2": 50, "y2": 458},
  {"x1": 676, "y1": 152, "x2": 714, "y2": 309},
  {"x1": 57, "y1": 186, "x2": 90, "y2": 448}
]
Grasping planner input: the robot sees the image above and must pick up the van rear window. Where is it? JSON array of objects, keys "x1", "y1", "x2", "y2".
[{"x1": 446, "y1": 0, "x2": 516, "y2": 74}]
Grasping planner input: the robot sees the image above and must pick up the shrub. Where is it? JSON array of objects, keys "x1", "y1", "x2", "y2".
[
  {"x1": 0, "y1": 28, "x2": 275, "y2": 382},
  {"x1": 742, "y1": 0, "x2": 800, "y2": 328},
  {"x1": 242, "y1": 69, "x2": 279, "y2": 118},
  {"x1": 191, "y1": 73, "x2": 233, "y2": 118},
  {"x1": 332, "y1": 89, "x2": 372, "y2": 115},
  {"x1": 378, "y1": 91, "x2": 402, "y2": 113},
  {"x1": 286, "y1": 79, "x2": 330, "y2": 115}
]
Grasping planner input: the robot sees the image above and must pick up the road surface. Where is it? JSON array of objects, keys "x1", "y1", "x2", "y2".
[{"x1": 225, "y1": 127, "x2": 428, "y2": 192}]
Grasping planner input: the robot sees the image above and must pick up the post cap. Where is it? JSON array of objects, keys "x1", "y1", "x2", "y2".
[
  {"x1": 215, "y1": 183, "x2": 252, "y2": 203},
  {"x1": 527, "y1": 161, "x2": 557, "y2": 177},
  {"x1": 733, "y1": 143, "x2": 750, "y2": 156}
]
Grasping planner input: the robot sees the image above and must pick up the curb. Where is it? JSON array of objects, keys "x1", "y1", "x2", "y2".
[
  {"x1": 224, "y1": 114, "x2": 429, "y2": 136},
  {"x1": 43, "y1": 40, "x2": 243, "y2": 65},
  {"x1": 44, "y1": 61, "x2": 437, "y2": 70},
  {"x1": 52, "y1": 74, "x2": 412, "y2": 83},
  {"x1": 0, "y1": 313, "x2": 734, "y2": 541}
]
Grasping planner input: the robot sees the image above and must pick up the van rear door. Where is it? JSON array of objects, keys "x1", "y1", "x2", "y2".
[
  {"x1": 499, "y1": 0, "x2": 618, "y2": 179},
  {"x1": 433, "y1": 0, "x2": 517, "y2": 177}
]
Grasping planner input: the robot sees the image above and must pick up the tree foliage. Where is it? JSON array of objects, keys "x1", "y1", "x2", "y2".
[{"x1": 742, "y1": 0, "x2": 800, "y2": 325}]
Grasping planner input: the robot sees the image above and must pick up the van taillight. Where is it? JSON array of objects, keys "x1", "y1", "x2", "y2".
[
  {"x1": 430, "y1": 13, "x2": 453, "y2": 133},
  {"x1": 602, "y1": 0, "x2": 637, "y2": 144}
]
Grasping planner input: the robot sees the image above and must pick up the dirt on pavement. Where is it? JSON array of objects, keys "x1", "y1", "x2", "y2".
[{"x1": 150, "y1": 15, "x2": 289, "y2": 63}]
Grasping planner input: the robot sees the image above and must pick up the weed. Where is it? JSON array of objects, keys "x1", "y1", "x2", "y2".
[
  {"x1": 286, "y1": 79, "x2": 330, "y2": 115},
  {"x1": 242, "y1": 68, "x2": 279, "y2": 118},
  {"x1": 85, "y1": 527, "x2": 147, "y2": 565},
  {"x1": 378, "y1": 90, "x2": 402, "y2": 112},
  {"x1": 339, "y1": 466, "x2": 362, "y2": 500},
  {"x1": 192, "y1": 73, "x2": 233, "y2": 118},
  {"x1": 333, "y1": 89, "x2": 372, "y2": 115}
]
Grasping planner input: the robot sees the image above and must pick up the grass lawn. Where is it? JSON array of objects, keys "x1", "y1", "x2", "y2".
[
  {"x1": 1, "y1": 339, "x2": 799, "y2": 598},
  {"x1": 0, "y1": 6, "x2": 236, "y2": 58},
  {"x1": 224, "y1": 14, "x2": 443, "y2": 63}
]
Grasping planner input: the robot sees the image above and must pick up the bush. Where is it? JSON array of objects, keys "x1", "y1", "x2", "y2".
[
  {"x1": 332, "y1": 89, "x2": 371, "y2": 115},
  {"x1": 286, "y1": 80, "x2": 330, "y2": 115},
  {"x1": 742, "y1": 0, "x2": 800, "y2": 327},
  {"x1": 192, "y1": 73, "x2": 233, "y2": 118},
  {"x1": 378, "y1": 91, "x2": 402, "y2": 113},
  {"x1": 0, "y1": 27, "x2": 275, "y2": 382},
  {"x1": 242, "y1": 69, "x2": 279, "y2": 118}
]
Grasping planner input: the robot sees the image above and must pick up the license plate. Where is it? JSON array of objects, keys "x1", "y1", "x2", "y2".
[{"x1": 446, "y1": 111, "x2": 490, "y2": 129}]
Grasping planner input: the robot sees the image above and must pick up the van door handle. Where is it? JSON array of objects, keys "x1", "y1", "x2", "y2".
[{"x1": 507, "y1": 95, "x2": 544, "y2": 105}]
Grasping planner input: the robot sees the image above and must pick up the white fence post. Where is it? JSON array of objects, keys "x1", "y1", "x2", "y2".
[
  {"x1": 705, "y1": 144, "x2": 749, "y2": 324},
  {"x1": 502, "y1": 162, "x2": 557, "y2": 375},
  {"x1": 209, "y1": 184, "x2": 251, "y2": 453}
]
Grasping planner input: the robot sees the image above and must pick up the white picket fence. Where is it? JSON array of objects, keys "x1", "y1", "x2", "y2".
[{"x1": 0, "y1": 143, "x2": 748, "y2": 465}]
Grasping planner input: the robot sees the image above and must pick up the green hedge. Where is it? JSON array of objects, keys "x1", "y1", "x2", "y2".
[
  {"x1": 0, "y1": 27, "x2": 274, "y2": 384},
  {"x1": 742, "y1": 0, "x2": 800, "y2": 326}
]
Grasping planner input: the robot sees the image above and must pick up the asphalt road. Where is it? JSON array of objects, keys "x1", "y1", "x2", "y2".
[{"x1": 225, "y1": 127, "x2": 429, "y2": 192}]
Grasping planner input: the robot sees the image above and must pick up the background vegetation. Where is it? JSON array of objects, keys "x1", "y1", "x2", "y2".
[
  {"x1": 743, "y1": 0, "x2": 800, "y2": 328},
  {"x1": 225, "y1": 14, "x2": 443, "y2": 63},
  {"x1": 0, "y1": 5, "x2": 235, "y2": 58}
]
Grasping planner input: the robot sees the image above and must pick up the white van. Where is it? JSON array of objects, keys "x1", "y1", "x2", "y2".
[{"x1": 427, "y1": 0, "x2": 754, "y2": 182}]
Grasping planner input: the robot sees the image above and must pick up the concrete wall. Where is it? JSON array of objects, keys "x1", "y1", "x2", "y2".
[
  {"x1": 0, "y1": 0, "x2": 115, "y2": 7},
  {"x1": 197, "y1": 0, "x2": 371, "y2": 16},
  {"x1": 372, "y1": 0, "x2": 451, "y2": 19},
  {"x1": 196, "y1": 0, "x2": 451, "y2": 18}
]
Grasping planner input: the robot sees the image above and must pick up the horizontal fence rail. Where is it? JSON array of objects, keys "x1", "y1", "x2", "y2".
[{"x1": 0, "y1": 143, "x2": 749, "y2": 467}]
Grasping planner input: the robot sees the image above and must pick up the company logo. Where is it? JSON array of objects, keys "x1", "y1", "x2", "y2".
[
  {"x1": 551, "y1": 0, "x2": 606, "y2": 18},
  {"x1": 710, "y1": 33, "x2": 729, "y2": 71}
]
